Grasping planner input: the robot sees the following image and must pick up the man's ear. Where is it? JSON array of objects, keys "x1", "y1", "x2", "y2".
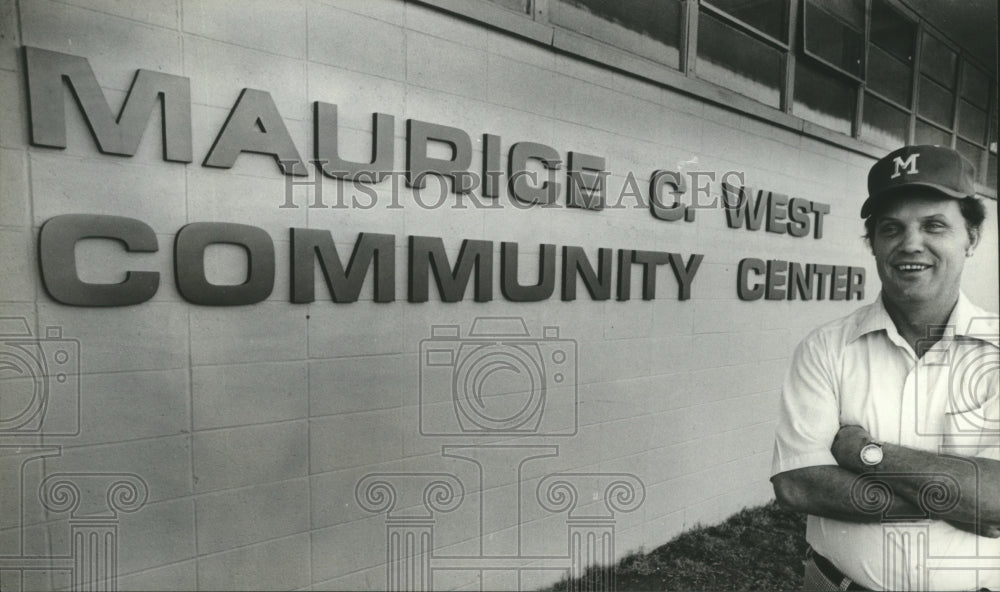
[{"x1": 967, "y1": 226, "x2": 982, "y2": 255}]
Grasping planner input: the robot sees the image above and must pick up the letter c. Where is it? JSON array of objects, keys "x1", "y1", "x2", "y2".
[
  {"x1": 39, "y1": 214, "x2": 160, "y2": 306},
  {"x1": 737, "y1": 258, "x2": 765, "y2": 301}
]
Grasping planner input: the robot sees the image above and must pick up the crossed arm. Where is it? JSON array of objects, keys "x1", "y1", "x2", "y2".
[{"x1": 771, "y1": 425, "x2": 1000, "y2": 538}]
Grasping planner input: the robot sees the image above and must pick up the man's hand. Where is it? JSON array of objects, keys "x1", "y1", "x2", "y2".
[
  {"x1": 948, "y1": 519, "x2": 1000, "y2": 539},
  {"x1": 831, "y1": 424, "x2": 871, "y2": 473}
]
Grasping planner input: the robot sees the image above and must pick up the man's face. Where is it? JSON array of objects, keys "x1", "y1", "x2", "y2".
[{"x1": 870, "y1": 194, "x2": 978, "y2": 308}]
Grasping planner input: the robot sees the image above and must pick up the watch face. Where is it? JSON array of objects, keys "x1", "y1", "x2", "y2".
[{"x1": 861, "y1": 444, "x2": 883, "y2": 465}]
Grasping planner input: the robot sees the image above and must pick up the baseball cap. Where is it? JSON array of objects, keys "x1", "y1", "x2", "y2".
[{"x1": 860, "y1": 144, "x2": 977, "y2": 218}]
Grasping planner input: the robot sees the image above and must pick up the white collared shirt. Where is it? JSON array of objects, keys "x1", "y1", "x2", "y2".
[{"x1": 772, "y1": 292, "x2": 1000, "y2": 591}]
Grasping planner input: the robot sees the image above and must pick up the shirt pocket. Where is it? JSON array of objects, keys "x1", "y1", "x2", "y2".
[{"x1": 942, "y1": 400, "x2": 1000, "y2": 460}]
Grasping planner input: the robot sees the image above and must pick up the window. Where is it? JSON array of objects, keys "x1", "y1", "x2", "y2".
[
  {"x1": 696, "y1": 7, "x2": 785, "y2": 108},
  {"x1": 436, "y1": 0, "x2": 998, "y2": 191},
  {"x1": 706, "y1": 0, "x2": 788, "y2": 41},
  {"x1": 914, "y1": 120, "x2": 950, "y2": 146},
  {"x1": 803, "y1": 0, "x2": 864, "y2": 78},
  {"x1": 870, "y1": 0, "x2": 915, "y2": 64},
  {"x1": 549, "y1": 0, "x2": 683, "y2": 68},
  {"x1": 794, "y1": 58, "x2": 855, "y2": 135},
  {"x1": 859, "y1": 0, "x2": 915, "y2": 146},
  {"x1": 957, "y1": 64, "x2": 990, "y2": 145},
  {"x1": 862, "y1": 93, "x2": 909, "y2": 148},
  {"x1": 920, "y1": 32, "x2": 957, "y2": 88},
  {"x1": 484, "y1": 0, "x2": 530, "y2": 14},
  {"x1": 918, "y1": 76, "x2": 955, "y2": 128},
  {"x1": 797, "y1": 0, "x2": 863, "y2": 134}
]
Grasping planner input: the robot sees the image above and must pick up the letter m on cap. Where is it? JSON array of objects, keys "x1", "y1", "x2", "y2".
[{"x1": 890, "y1": 153, "x2": 919, "y2": 179}]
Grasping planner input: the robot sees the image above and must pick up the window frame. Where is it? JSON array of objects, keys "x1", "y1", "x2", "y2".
[{"x1": 417, "y1": 0, "x2": 997, "y2": 195}]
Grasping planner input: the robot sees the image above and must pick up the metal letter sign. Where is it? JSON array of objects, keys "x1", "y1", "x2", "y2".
[
  {"x1": 24, "y1": 46, "x2": 192, "y2": 162},
  {"x1": 38, "y1": 215, "x2": 160, "y2": 307}
]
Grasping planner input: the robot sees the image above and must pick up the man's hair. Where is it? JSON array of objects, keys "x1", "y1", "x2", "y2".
[{"x1": 863, "y1": 194, "x2": 986, "y2": 244}]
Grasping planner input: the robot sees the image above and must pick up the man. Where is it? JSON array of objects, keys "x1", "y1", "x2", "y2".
[{"x1": 771, "y1": 145, "x2": 1000, "y2": 591}]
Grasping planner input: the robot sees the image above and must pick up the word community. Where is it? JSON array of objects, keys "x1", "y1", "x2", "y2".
[
  {"x1": 38, "y1": 215, "x2": 703, "y2": 307},
  {"x1": 23, "y1": 45, "x2": 867, "y2": 308}
]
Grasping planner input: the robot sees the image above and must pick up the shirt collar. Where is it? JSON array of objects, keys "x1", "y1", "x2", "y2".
[{"x1": 849, "y1": 292, "x2": 1000, "y2": 348}]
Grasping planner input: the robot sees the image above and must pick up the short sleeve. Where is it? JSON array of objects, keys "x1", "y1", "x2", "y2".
[{"x1": 771, "y1": 331, "x2": 842, "y2": 477}]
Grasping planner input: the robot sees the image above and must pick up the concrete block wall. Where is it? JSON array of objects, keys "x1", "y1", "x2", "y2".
[{"x1": 0, "y1": 0, "x2": 996, "y2": 590}]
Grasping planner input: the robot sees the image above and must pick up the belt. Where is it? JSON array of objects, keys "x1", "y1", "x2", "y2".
[{"x1": 807, "y1": 547, "x2": 870, "y2": 591}]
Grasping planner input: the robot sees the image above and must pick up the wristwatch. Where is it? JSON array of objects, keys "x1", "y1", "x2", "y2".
[{"x1": 860, "y1": 441, "x2": 884, "y2": 467}]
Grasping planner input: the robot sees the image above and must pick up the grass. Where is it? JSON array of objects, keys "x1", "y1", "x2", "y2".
[{"x1": 543, "y1": 501, "x2": 808, "y2": 591}]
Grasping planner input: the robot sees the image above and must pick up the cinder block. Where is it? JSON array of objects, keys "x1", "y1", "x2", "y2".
[
  {"x1": 37, "y1": 303, "x2": 189, "y2": 374},
  {"x1": 407, "y1": 32, "x2": 488, "y2": 100},
  {"x1": 486, "y1": 29, "x2": 557, "y2": 71},
  {"x1": 115, "y1": 558, "x2": 198, "y2": 591},
  {"x1": 190, "y1": 303, "x2": 307, "y2": 365},
  {"x1": 309, "y1": 514, "x2": 387, "y2": 582},
  {"x1": 402, "y1": 193, "x2": 487, "y2": 240},
  {"x1": 57, "y1": 0, "x2": 179, "y2": 29},
  {"x1": 182, "y1": 0, "x2": 306, "y2": 59},
  {"x1": 34, "y1": 500, "x2": 195, "y2": 587},
  {"x1": 0, "y1": 0, "x2": 20, "y2": 71},
  {"x1": 310, "y1": 563, "x2": 389, "y2": 592},
  {"x1": 197, "y1": 533, "x2": 311, "y2": 591},
  {"x1": 307, "y1": 61, "x2": 407, "y2": 130},
  {"x1": 73, "y1": 369, "x2": 190, "y2": 446},
  {"x1": 309, "y1": 353, "x2": 414, "y2": 416},
  {"x1": 184, "y1": 36, "x2": 308, "y2": 118},
  {"x1": 0, "y1": 449, "x2": 48, "y2": 530},
  {"x1": 194, "y1": 477, "x2": 310, "y2": 554},
  {"x1": 0, "y1": 229, "x2": 35, "y2": 301},
  {"x1": 309, "y1": 408, "x2": 407, "y2": 473},
  {"x1": 308, "y1": 5, "x2": 406, "y2": 81},
  {"x1": 403, "y1": 86, "x2": 503, "y2": 142},
  {"x1": 31, "y1": 152, "x2": 187, "y2": 233},
  {"x1": 46, "y1": 434, "x2": 193, "y2": 504},
  {"x1": 193, "y1": 420, "x2": 309, "y2": 493},
  {"x1": 603, "y1": 300, "x2": 653, "y2": 340},
  {"x1": 193, "y1": 361, "x2": 308, "y2": 430},
  {"x1": 20, "y1": 0, "x2": 182, "y2": 85},
  {"x1": 0, "y1": 70, "x2": 26, "y2": 150},
  {"x1": 316, "y1": 0, "x2": 404, "y2": 25},
  {"x1": 577, "y1": 337, "x2": 652, "y2": 385},
  {"x1": 404, "y1": 2, "x2": 484, "y2": 47},
  {"x1": 307, "y1": 303, "x2": 404, "y2": 358},
  {"x1": 0, "y1": 148, "x2": 27, "y2": 228},
  {"x1": 116, "y1": 497, "x2": 197, "y2": 574},
  {"x1": 309, "y1": 451, "x2": 471, "y2": 530}
]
